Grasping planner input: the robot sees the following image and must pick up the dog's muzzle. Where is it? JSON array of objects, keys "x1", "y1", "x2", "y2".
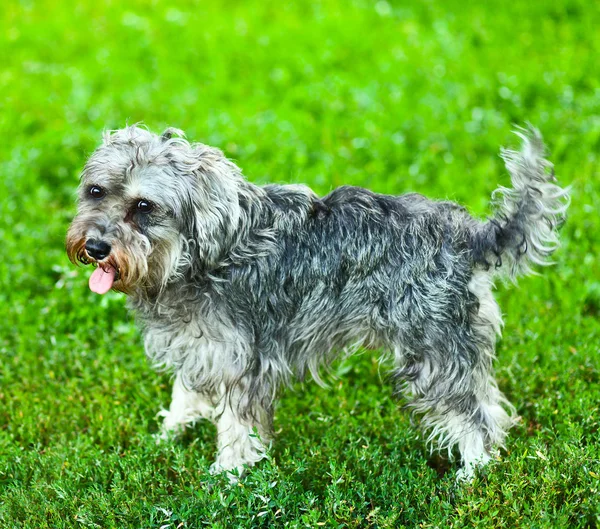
[{"x1": 83, "y1": 238, "x2": 118, "y2": 294}]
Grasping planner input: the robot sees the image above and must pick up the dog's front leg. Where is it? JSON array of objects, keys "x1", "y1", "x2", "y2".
[
  {"x1": 209, "y1": 390, "x2": 272, "y2": 482},
  {"x1": 157, "y1": 373, "x2": 216, "y2": 441}
]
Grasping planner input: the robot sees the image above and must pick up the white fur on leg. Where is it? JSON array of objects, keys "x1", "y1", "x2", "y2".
[
  {"x1": 421, "y1": 409, "x2": 492, "y2": 481},
  {"x1": 455, "y1": 430, "x2": 492, "y2": 482},
  {"x1": 157, "y1": 374, "x2": 216, "y2": 442},
  {"x1": 455, "y1": 395, "x2": 514, "y2": 481},
  {"x1": 209, "y1": 405, "x2": 270, "y2": 483}
]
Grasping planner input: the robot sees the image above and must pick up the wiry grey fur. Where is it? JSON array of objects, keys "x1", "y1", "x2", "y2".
[{"x1": 66, "y1": 125, "x2": 569, "y2": 480}]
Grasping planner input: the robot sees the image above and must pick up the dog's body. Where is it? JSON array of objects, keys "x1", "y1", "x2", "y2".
[{"x1": 67, "y1": 126, "x2": 569, "y2": 480}]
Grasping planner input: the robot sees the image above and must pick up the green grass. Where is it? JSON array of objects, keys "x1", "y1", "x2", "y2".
[{"x1": 1, "y1": 0, "x2": 599, "y2": 526}]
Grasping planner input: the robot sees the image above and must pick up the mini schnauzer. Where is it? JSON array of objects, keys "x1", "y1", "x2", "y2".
[{"x1": 66, "y1": 125, "x2": 569, "y2": 481}]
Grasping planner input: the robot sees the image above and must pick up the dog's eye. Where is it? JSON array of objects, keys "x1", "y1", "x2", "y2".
[
  {"x1": 136, "y1": 199, "x2": 154, "y2": 213},
  {"x1": 89, "y1": 186, "x2": 105, "y2": 199}
]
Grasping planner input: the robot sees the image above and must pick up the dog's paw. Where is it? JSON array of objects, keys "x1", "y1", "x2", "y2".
[
  {"x1": 154, "y1": 409, "x2": 186, "y2": 444},
  {"x1": 456, "y1": 452, "x2": 492, "y2": 483},
  {"x1": 154, "y1": 429, "x2": 176, "y2": 445},
  {"x1": 209, "y1": 461, "x2": 244, "y2": 484},
  {"x1": 455, "y1": 465, "x2": 475, "y2": 483}
]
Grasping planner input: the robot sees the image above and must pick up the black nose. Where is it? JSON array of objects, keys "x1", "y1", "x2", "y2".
[{"x1": 85, "y1": 239, "x2": 111, "y2": 261}]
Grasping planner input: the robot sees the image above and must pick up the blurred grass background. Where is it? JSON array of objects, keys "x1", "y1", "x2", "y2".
[{"x1": 0, "y1": 0, "x2": 599, "y2": 527}]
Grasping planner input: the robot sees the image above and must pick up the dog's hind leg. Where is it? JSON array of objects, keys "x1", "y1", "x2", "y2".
[
  {"x1": 157, "y1": 373, "x2": 216, "y2": 440},
  {"x1": 396, "y1": 344, "x2": 514, "y2": 480},
  {"x1": 394, "y1": 276, "x2": 516, "y2": 480}
]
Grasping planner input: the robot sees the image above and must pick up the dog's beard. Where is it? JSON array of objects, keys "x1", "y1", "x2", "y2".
[
  {"x1": 66, "y1": 233, "x2": 140, "y2": 294},
  {"x1": 66, "y1": 219, "x2": 184, "y2": 296}
]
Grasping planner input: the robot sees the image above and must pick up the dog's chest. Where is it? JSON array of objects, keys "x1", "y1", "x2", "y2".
[{"x1": 139, "y1": 305, "x2": 246, "y2": 379}]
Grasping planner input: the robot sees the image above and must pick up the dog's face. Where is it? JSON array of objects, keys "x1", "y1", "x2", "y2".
[{"x1": 66, "y1": 126, "x2": 243, "y2": 295}]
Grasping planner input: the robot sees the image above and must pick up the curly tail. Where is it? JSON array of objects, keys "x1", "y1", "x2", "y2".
[{"x1": 473, "y1": 126, "x2": 570, "y2": 280}]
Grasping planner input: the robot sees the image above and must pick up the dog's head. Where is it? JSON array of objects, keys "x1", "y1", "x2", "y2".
[{"x1": 66, "y1": 126, "x2": 244, "y2": 295}]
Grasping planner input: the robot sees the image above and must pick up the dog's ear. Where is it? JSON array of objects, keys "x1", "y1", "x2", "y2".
[
  {"x1": 177, "y1": 143, "x2": 245, "y2": 269},
  {"x1": 161, "y1": 127, "x2": 185, "y2": 142}
]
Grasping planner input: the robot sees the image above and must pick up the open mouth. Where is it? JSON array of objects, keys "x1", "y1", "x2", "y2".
[
  {"x1": 67, "y1": 234, "x2": 123, "y2": 295},
  {"x1": 88, "y1": 263, "x2": 121, "y2": 294},
  {"x1": 76, "y1": 245, "x2": 121, "y2": 295}
]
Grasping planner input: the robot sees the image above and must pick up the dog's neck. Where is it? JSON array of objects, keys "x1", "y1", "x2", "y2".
[{"x1": 127, "y1": 180, "x2": 318, "y2": 316}]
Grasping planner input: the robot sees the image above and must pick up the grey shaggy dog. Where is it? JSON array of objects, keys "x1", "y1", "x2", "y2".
[{"x1": 66, "y1": 125, "x2": 569, "y2": 481}]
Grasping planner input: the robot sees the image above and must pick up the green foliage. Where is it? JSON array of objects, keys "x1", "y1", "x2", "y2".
[{"x1": 0, "y1": 0, "x2": 598, "y2": 527}]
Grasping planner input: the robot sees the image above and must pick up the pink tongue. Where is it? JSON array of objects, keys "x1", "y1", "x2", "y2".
[{"x1": 89, "y1": 266, "x2": 116, "y2": 294}]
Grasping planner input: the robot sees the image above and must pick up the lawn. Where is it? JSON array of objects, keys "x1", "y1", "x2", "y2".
[{"x1": 0, "y1": 0, "x2": 599, "y2": 527}]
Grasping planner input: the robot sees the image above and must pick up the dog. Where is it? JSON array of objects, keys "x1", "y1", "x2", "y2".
[{"x1": 66, "y1": 125, "x2": 569, "y2": 481}]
